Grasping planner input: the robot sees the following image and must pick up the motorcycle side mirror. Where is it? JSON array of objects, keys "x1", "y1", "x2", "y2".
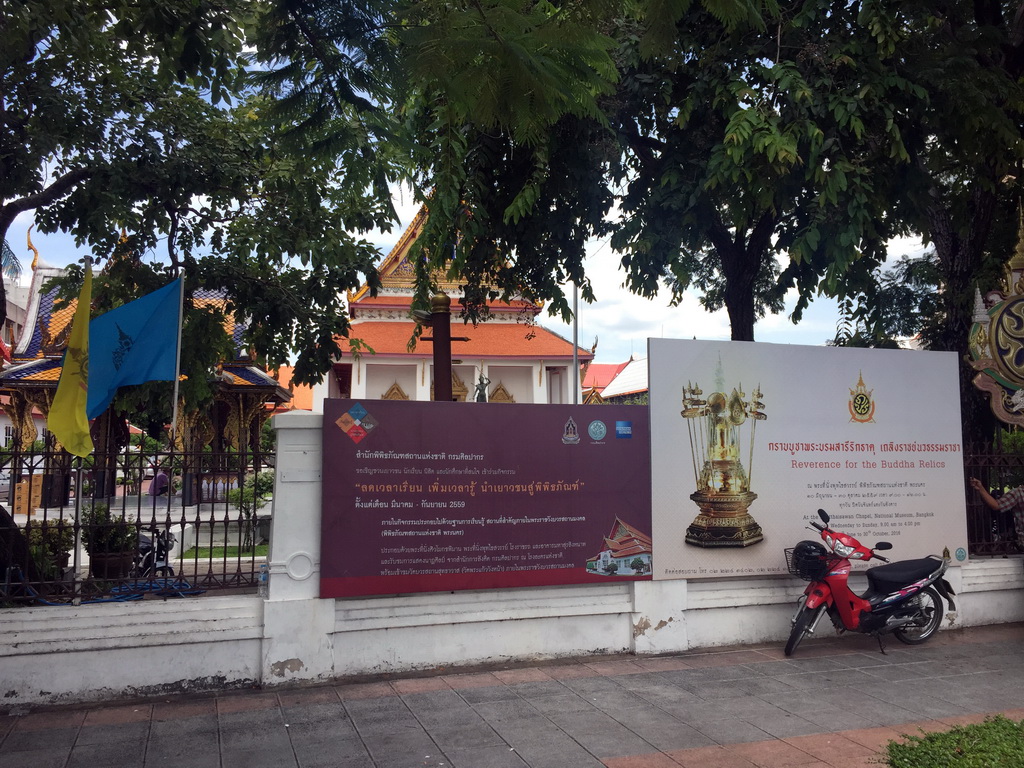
[
  {"x1": 817, "y1": 509, "x2": 830, "y2": 524},
  {"x1": 874, "y1": 542, "x2": 893, "y2": 551}
]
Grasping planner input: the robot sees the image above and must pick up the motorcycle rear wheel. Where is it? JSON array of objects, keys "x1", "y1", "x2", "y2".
[
  {"x1": 785, "y1": 603, "x2": 824, "y2": 657},
  {"x1": 894, "y1": 586, "x2": 942, "y2": 645}
]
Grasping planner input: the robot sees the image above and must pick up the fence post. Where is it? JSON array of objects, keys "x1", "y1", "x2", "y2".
[{"x1": 260, "y1": 411, "x2": 334, "y2": 685}]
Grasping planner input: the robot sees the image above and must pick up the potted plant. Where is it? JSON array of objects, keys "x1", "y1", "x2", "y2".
[
  {"x1": 82, "y1": 503, "x2": 136, "y2": 579},
  {"x1": 25, "y1": 518, "x2": 75, "y2": 581}
]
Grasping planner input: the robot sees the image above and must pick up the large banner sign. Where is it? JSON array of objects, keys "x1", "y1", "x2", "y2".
[
  {"x1": 649, "y1": 339, "x2": 969, "y2": 579},
  {"x1": 321, "y1": 400, "x2": 651, "y2": 598}
]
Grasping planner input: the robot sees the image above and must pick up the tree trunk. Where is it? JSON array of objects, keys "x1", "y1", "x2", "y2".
[{"x1": 928, "y1": 187, "x2": 999, "y2": 447}]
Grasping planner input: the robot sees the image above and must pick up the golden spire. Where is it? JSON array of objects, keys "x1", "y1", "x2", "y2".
[{"x1": 26, "y1": 226, "x2": 39, "y2": 271}]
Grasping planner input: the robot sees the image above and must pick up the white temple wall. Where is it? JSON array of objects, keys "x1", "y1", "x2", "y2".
[{"x1": 3, "y1": 411, "x2": 1022, "y2": 708}]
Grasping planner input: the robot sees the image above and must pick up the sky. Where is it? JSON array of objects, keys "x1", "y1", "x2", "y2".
[{"x1": 6, "y1": 202, "x2": 928, "y2": 366}]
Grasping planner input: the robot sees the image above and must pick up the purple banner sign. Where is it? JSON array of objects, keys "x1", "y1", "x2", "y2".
[{"x1": 321, "y1": 400, "x2": 652, "y2": 597}]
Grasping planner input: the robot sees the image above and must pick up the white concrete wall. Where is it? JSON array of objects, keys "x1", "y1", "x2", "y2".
[{"x1": 2, "y1": 410, "x2": 1023, "y2": 708}]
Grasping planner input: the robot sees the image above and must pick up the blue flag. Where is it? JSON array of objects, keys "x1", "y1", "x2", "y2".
[{"x1": 87, "y1": 279, "x2": 182, "y2": 419}]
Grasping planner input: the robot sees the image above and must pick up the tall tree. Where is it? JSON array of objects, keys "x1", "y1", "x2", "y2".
[{"x1": 609, "y1": 1, "x2": 921, "y2": 341}]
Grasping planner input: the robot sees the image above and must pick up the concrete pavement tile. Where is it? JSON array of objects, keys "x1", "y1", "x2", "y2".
[
  {"x1": 360, "y1": 731, "x2": 441, "y2": 765},
  {"x1": 667, "y1": 744, "x2": 758, "y2": 767},
  {"x1": 392, "y1": 677, "x2": 452, "y2": 695},
  {"x1": 545, "y1": 665, "x2": 601, "y2": 680},
  {"x1": 289, "y1": 734, "x2": 371, "y2": 768},
  {"x1": 767, "y1": 690, "x2": 839, "y2": 716},
  {"x1": 428, "y1": 722, "x2": 506, "y2": 750},
  {"x1": 661, "y1": 666, "x2": 751, "y2": 687},
  {"x1": 144, "y1": 738, "x2": 222, "y2": 768},
  {"x1": 0, "y1": 748, "x2": 72, "y2": 768},
  {"x1": 0, "y1": 726, "x2": 78, "y2": 752},
  {"x1": 220, "y1": 744, "x2": 300, "y2": 768},
  {"x1": 509, "y1": 680, "x2": 571, "y2": 699},
  {"x1": 633, "y1": 657, "x2": 693, "y2": 672},
  {"x1": 294, "y1": 751, "x2": 374, "y2": 768},
  {"x1": 492, "y1": 668, "x2": 553, "y2": 685},
  {"x1": 66, "y1": 740, "x2": 145, "y2": 768},
  {"x1": 503, "y1": 733, "x2": 605, "y2": 767},
  {"x1": 738, "y1": 660, "x2": 800, "y2": 676},
  {"x1": 725, "y1": 739, "x2": 824, "y2": 767},
  {"x1": 458, "y1": 685, "x2": 520, "y2": 704},
  {"x1": 601, "y1": 751, "x2": 682, "y2": 767},
  {"x1": 217, "y1": 691, "x2": 280, "y2": 713},
  {"x1": 472, "y1": 698, "x2": 552, "y2": 726},
  {"x1": 74, "y1": 721, "x2": 149, "y2": 745},
  {"x1": 842, "y1": 699, "x2": 921, "y2": 728},
  {"x1": 444, "y1": 743, "x2": 530, "y2": 768},
  {"x1": 781, "y1": 732, "x2": 876, "y2": 764},
  {"x1": 279, "y1": 701, "x2": 353, "y2": 726},
  {"x1": 625, "y1": 722, "x2": 715, "y2": 752},
  {"x1": 219, "y1": 707, "x2": 286, "y2": 729},
  {"x1": 777, "y1": 657, "x2": 848, "y2": 673},
  {"x1": 148, "y1": 715, "x2": 219, "y2": 738},
  {"x1": 444, "y1": 672, "x2": 504, "y2": 689},
  {"x1": 12, "y1": 710, "x2": 85, "y2": 732},
  {"x1": 836, "y1": 725, "x2": 904, "y2": 752},
  {"x1": 546, "y1": 708, "x2": 621, "y2": 735},
  {"x1": 687, "y1": 717, "x2": 773, "y2": 745},
  {"x1": 335, "y1": 681, "x2": 395, "y2": 700},
  {"x1": 82, "y1": 704, "x2": 153, "y2": 726},
  {"x1": 689, "y1": 679, "x2": 757, "y2": 699},
  {"x1": 277, "y1": 688, "x2": 342, "y2": 707},
  {"x1": 219, "y1": 723, "x2": 292, "y2": 750},
  {"x1": 613, "y1": 673, "x2": 688, "y2": 692},
  {"x1": 565, "y1": 725, "x2": 657, "y2": 759},
  {"x1": 682, "y1": 651, "x2": 773, "y2": 667},
  {"x1": 583, "y1": 660, "x2": 648, "y2": 676},
  {"x1": 828, "y1": 653, "x2": 891, "y2": 669},
  {"x1": 152, "y1": 698, "x2": 218, "y2": 721},
  {"x1": 528, "y1": 692, "x2": 599, "y2": 716},
  {"x1": 736, "y1": 711, "x2": 824, "y2": 740},
  {"x1": 560, "y1": 676, "x2": 632, "y2": 697},
  {"x1": 283, "y1": 717, "x2": 359, "y2": 741},
  {"x1": 796, "y1": 707, "x2": 879, "y2": 733}
]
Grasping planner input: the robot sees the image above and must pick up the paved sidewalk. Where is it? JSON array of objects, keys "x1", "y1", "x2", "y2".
[{"x1": 3, "y1": 623, "x2": 1024, "y2": 768}]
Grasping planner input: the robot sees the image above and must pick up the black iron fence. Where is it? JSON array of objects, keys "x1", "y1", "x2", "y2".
[
  {"x1": 964, "y1": 442, "x2": 1024, "y2": 556},
  {"x1": 0, "y1": 443, "x2": 274, "y2": 605}
]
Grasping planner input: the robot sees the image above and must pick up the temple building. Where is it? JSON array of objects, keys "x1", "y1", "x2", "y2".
[
  {"x1": 0, "y1": 243, "x2": 289, "y2": 460},
  {"x1": 311, "y1": 207, "x2": 594, "y2": 409}
]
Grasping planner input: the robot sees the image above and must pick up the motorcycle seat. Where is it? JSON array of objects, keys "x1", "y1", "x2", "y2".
[{"x1": 865, "y1": 557, "x2": 943, "y2": 595}]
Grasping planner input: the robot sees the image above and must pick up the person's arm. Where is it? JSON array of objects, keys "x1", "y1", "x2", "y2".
[{"x1": 969, "y1": 477, "x2": 1002, "y2": 511}]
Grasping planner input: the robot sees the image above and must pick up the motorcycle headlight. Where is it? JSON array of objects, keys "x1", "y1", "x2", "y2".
[{"x1": 833, "y1": 541, "x2": 856, "y2": 558}]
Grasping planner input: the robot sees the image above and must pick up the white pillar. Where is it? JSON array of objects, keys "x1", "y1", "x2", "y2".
[{"x1": 262, "y1": 411, "x2": 335, "y2": 685}]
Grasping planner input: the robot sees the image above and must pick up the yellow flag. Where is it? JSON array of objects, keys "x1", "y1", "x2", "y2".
[{"x1": 48, "y1": 265, "x2": 93, "y2": 457}]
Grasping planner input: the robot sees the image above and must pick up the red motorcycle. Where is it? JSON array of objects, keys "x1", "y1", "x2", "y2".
[{"x1": 784, "y1": 508, "x2": 956, "y2": 656}]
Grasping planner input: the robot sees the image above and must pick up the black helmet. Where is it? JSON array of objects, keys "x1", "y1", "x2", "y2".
[{"x1": 790, "y1": 539, "x2": 828, "y2": 580}]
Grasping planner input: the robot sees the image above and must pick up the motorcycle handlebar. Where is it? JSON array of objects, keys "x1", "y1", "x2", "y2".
[
  {"x1": 872, "y1": 553, "x2": 890, "y2": 563},
  {"x1": 810, "y1": 522, "x2": 826, "y2": 531}
]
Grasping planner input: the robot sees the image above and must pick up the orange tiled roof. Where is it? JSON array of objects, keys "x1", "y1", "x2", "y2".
[
  {"x1": 351, "y1": 294, "x2": 538, "y2": 314},
  {"x1": 340, "y1": 321, "x2": 593, "y2": 360},
  {"x1": 582, "y1": 362, "x2": 630, "y2": 392},
  {"x1": 274, "y1": 366, "x2": 314, "y2": 410}
]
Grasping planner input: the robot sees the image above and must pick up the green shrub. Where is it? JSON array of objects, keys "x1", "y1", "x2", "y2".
[
  {"x1": 886, "y1": 716, "x2": 1024, "y2": 767},
  {"x1": 81, "y1": 503, "x2": 135, "y2": 554}
]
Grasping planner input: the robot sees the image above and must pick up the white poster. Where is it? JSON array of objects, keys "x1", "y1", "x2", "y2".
[{"x1": 649, "y1": 339, "x2": 969, "y2": 579}]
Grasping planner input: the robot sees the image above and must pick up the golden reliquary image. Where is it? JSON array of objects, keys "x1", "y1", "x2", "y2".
[{"x1": 680, "y1": 369, "x2": 766, "y2": 548}]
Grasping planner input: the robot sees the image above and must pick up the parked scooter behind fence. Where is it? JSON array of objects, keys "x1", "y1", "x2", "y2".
[
  {"x1": 784, "y1": 508, "x2": 956, "y2": 657},
  {"x1": 133, "y1": 527, "x2": 175, "y2": 580}
]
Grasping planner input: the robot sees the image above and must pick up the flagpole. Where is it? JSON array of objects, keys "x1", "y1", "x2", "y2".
[{"x1": 170, "y1": 277, "x2": 185, "y2": 448}]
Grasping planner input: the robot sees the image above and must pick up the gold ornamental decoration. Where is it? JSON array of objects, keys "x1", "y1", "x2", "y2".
[{"x1": 680, "y1": 359, "x2": 766, "y2": 548}]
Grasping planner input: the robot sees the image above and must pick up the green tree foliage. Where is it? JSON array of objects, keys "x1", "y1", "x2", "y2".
[
  {"x1": 4, "y1": 0, "x2": 390, "y2": 409},
  {"x1": 610, "y1": 1, "x2": 920, "y2": 341}
]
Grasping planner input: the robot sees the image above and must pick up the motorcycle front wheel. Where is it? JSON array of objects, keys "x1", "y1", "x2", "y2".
[
  {"x1": 785, "y1": 603, "x2": 824, "y2": 657},
  {"x1": 894, "y1": 586, "x2": 942, "y2": 645}
]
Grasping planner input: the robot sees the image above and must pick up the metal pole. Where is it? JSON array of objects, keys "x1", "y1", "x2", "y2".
[
  {"x1": 572, "y1": 283, "x2": 579, "y2": 405},
  {"x1": 431, "y1": 292, "x2": 453, "y2": 402}
]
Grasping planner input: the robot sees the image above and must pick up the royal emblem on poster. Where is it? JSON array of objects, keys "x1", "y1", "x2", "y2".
[
  {"x1": 849, "y1": 372, "x2": 875, "y2": 423},
  {"x1": 968, "y1": 220, "x2": 1024, "y2": 426}
]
